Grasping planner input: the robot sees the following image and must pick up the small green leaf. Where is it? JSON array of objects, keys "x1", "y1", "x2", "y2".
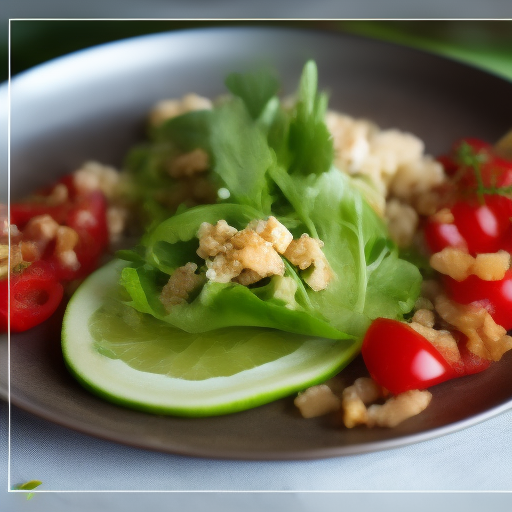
[
  {"x1": 13, "y1": 480, "x2": 42, "y2": 499},
  {"x1": 210, "y1": 98, "x2": 274, "y2": 213},
  {"x1": 155, "y1": 110, "x2": 212, "y2": 152},
  {"x1": 225, "y1": 68, "x2": 280, "y2": 119},
  {"x1": 288, "y1": 61, "x2": 334, "y2": 176}
]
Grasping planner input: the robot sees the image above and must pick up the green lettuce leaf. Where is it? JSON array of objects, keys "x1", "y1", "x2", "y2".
[
  {"x1": 118, "y1": 60, "x2": 422, "y2": 343},
  {"x1": 225, "y1": 68, "x2": 280, "y2": 120}
]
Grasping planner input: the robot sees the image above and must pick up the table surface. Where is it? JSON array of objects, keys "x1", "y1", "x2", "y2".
[{"x1": 2, "y1": 18, "x2": 512, "y2": 512}]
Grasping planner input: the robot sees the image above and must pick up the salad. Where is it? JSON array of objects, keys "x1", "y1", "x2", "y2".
[{"x1": 3, "y1": 61, "x2": 512, "y2": 429}]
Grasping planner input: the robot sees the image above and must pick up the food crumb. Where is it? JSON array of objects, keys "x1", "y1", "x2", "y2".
[
  {"x1": 430, "y1": 247, "x2": 510, "y2": 282},
  {"x1": 294, "y1": 384, "x2": 341, "y2": 418},
  {"x1": 366, "y1": 390, "x2": 432, "y2": 428},
  {"x1": 160, "y1": 262, "x2": 205, "y2": 310}
]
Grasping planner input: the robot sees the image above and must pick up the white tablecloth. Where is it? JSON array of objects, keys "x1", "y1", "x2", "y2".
[{"x1": 2, "y1": 400, "x2": 511, "y2": 510}]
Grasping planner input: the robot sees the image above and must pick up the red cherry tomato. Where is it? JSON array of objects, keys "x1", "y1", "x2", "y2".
[
  {"x1": 451, "y1": 138, "x2": 493, "y2": 155},
  {"x1": 424, "y1": 195, "x2": 512, "y2": 255},
  {"x1": 10, "y1": 180, "x2": 75, "y2": 229},
  {"x1": 0, "y1": 280, "x2": 6, "y2": 332},
  {"x1": 361, "y1": 318, "x2": 458, "y2": 395},
  {"x1": 451, "y1": 196, "x2": 512, "y2": 254},
  {"x1": 437, "y1": 138, "x2": 492, "y2": 178},
  {"x1": 66, "y1": 191, "x2": 109, "y2": 248},
  {"x1": 436, "y1": 154, "x2": 458, "y2": 177},
  {"x1": 67, "y1": 191, "x2": 109, "y2": 275},
  {"x1": 460, "y1": 155, "x2": 512, "y2": 191},
  {"x1": 10, "y1": 201, "x2": 70, "y2": 230},
  {"x1": 458, "y1": 338, "x2": 492, "y2": 376},
  {"x1": 424, "y1": 219, "x2": 467, "y2": 254},
  {"x1": 48, "y1": 190, "x2": 109, "y2": 281},
  {"x1": 439, "y1": 138, "x2": 512, "y2": 194},
  {"x1": 5, "y1": 173, "x2": 111, "y2": 333},
  {"x1": 499, "y1": 225, "x2": 512, "y2": 254},
  {"x1": 0, "y1": 261, "x2": 64, "y2": 332},
  {"x1": 443, "y1": 270, "x2": 512, "y2": 331}
]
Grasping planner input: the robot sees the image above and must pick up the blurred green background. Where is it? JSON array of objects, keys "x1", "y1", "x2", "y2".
[{"x1": 7, "y1": 20, "x2": 512, "y2": 83}]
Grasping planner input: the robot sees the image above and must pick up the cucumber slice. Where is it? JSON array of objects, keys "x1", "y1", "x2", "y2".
[{"x1": 62, "y1": 260, "x2": 360, "y2": 417}]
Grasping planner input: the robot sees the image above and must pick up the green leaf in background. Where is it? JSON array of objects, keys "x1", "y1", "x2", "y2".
[
  {"x1": 8, "y1": 20, "x2": 512, "y2": 85},
  {"x1": 225, "y1": 68, "x2": 280, "y2": 119},
  {"x1": 154, "y1": 109, "x2": 212, "y2": 152},
  {"x1": 338, "y1": 20, "x2": 512, "y2": 81}
]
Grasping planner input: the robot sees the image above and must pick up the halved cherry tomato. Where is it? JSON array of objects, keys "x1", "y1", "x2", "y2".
[
  {"x1": 10, "y1": 201, "x2": 70, "y2": 230},
  {"x1": 0, "y1": 261, "x2": 64, "y2": 332},
  {"x1": 424, "y1": 219, "x2": 467, "y2": 254},
  {"x1": 0, "y1": 280, "x2": 6, "y2": 332},
  {"x1": 59, "y1": 190, "x2": 109, "y2": 280},
  {"x1": 443, "y1": 331, "x2": 492, "y2": 376},
  {"x1": 4, "y1": 174, "x2": 110, "y2": 333},
  {"x1": 451, "y1": 137, "x2": 493, "y2": 155},
  {"x1": 13, "y1": 179, "x2": 110, "y2": 282},
  {"x1": 451, "y1": 195, "x2": 512, "y2": 255},
  {"x1": 424, "y1": 195, "x2": 512, "y2": 255},
  {"x1": 437, "y1": 138, "x2": 491, "y2": 179},
  {"x1": 361, "y1": 318, "x2": 458, "y2": 395},
  {"x1": 443, "y1": 269, "x2": 512, "y2": 331},
  {"x1": 457, "y1": 337, "x2": 492, "y2": 376},
  {"x1": 439, "y1": 138, "x2": 512, "y2": 194}
]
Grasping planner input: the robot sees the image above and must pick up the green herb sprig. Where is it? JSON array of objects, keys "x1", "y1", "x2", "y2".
[{"x1": 455, "y1": 141, "x2": 512, "y2": 202}]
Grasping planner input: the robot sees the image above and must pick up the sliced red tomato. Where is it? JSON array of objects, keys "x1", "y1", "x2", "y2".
[
  {"x1": 1, "y1": 261, "x2": 64, "y2": 332},
  {"x1": 443, "y1": 270, "x2": 512, "y2": 331},
  {"x1": 361, "y1": 318, "x2": 458, "y2": 395},
  {"x1": 436, "y1": 154, "x2": 458, "y2": 177}
]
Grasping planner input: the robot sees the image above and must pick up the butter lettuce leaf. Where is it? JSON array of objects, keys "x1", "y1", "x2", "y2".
[{"x1": 118, "y1": 60, "x2": 422, "y2": 343}]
